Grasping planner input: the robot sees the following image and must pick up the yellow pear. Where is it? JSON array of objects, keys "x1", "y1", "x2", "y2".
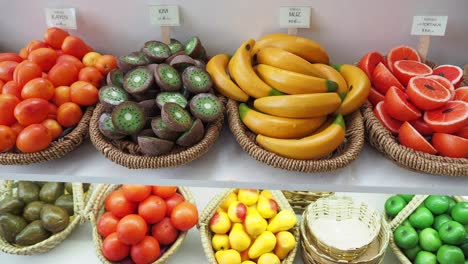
[
  {"x1": 212, "y1": 234, "x2": 231, "y2": 251},
  {"x1": 229, "y1": 223, "x2": 251, "y2": 252},
  {"x1": 248, "y1": 231, "x2": 277, "y2": 259},
  {"x1": 257, "y1": 195, "x2": 278, "y2": 219},
  {"x1": 228, "y1": 201, "x2": 248, "y2": 223},
  {"x1": 267, "y1": 210, "x2": 297, "y2": 233},
  {"x1": 220, "y1": 192, "x2": 238, "y2": 211},
  {"x1": 210, "y1": 211, "x2": 232, "y2": 234},
  {"x1": 260, "y1": 190, "x2": 273, "y2": 198},
  {"x1": 257, "y1": 253, "x2": 281, "y2": 264},
  {"x1": 274, "y1": 231, "x2": 296, "y2": 259},
  {"x1": 238, "y1": 189, "x2": 259, "y2": 206},
  {"x1": 244, "y1": 207, "x2": 267, "y2": 237},
  {"x1": 215, "y1": 249, "x2": 242, "y2": 264}
]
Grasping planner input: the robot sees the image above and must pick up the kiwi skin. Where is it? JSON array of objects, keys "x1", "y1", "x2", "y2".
[
  {"x1": 130, "y1": 128, "x2": 155, "y2": 143},
  {"x1": 98, "y1": 113, "x2": 125, "y2": 140},
  {"x1": 138, "y1": 100, "x2": 160, "y2": 117},
  {"x1": 169, "y1": 55, "x2": 196, "y2": 71},
  {"x1": 151, "y1": 116, "x2": 181, "y2": 141},
  {"x1": 132, "y1": 89, "x2": 159, "y2": 102},
  {"x1": 138, "y1": 136, "x2": 174, "y2": 156},
  {"x1": 161, "y1": 102, "x2": 193, "y2": 132},
  {"x1": 165, "y1": 51, "x2": 185, "y2": 64},
  {"x1": 106, "y1": 69, "x2": 124, "y2": 88},
  {"x1": 194, "y1": 59, "x2": 206, "y2": 69},
  {"x1": 176, "y1": 119, "x2": 205, "y2": 147}
]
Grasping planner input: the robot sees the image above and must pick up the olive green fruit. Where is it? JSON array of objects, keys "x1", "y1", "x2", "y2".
[
  {"x1": 39, "y1": 182, "x2": 64, "y2": 203},
  {"x1": 394, "y1": 225, "x2": 419, "y2": 249},
  {"x1": 439, "y1": 220, "x2": 466, "y2": 245},
  {"x1": 0, "y1": 196, "x2": 24, "y2": 215},
  {"x1": 399, "y1": 194, "x2": 415, "y2": 203},
  {"x1": 0, "y1": 213, "x2": 27, "y2": 243},
  {"x1": 433, "y1": 214, "x2": 453, "y2": 231},
  {"x1": 54, "y1": 194, "x2": 74, "y2": 216},
  {"x1": 23, "y1": 201, "x2": 46, "y2": 222},
  {"x1": 419, "y1": 228, "x2": 442, "y2": 252},
  {"x1": 415, "y1": 251, "x2": 437, "y2": 264},
  {"x1": 17, "y1": 181, "x2": 40, "y2": 203},
  {"x1": 437, "y1": 245, "x2": 465, "y2": 264},
  {"x1": 15, "y1": 220, "x2": 50, "y2": 246},
  {"x1": 404, "y1": 245, "x2": 421, "y2": 261},
  {"x1": 40, "y1": 205, "x2": 69, "y2": 233},
  {"x1": 424, "y1": 195, "x2": 450, "y2": 215},
  {"x1": 452, "y1": 202, "x2": 468, "y2": 225},
  {"x1": 64, "y1": 183, "x2": 73, "y2": 194},
  {"x1": 409, "y1": 207, "x2": 434, "y2": 229},
  {"x1": 385, "y1": 195, "x2": 407, "y2": 217}
]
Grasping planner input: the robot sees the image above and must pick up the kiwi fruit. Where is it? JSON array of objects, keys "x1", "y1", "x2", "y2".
[
  {"x1": 182, "y1": 66, "x2": 213, "y2": 93},
  {"x1": 118, "y1": 52, "x2": 150, "y2": 72},
  {"x1": 137, "y1": 136, "x2": 174, "y2": 156},
  {"x1": 165, "y1": 50, "x2": 185, "y2": 64},
  {"x1": 147, "y1": 63, "x2": 158, "y2": 73},
  {"x1": 176, "y1": 119, "x2": 205, "y2": 147},
  {"x1": 161, "y1": 102, "x2": 193, "y2": 132},
  {"x1": 142, "y1": 40, "x2": 171, "y2": 63},
  {"x1": 99, "y1": 85, "x2": 129, "y2": 110},
  {"x1": 169, "y1": 55, "x2": 196, "y2": 71},
  {"x1": 156, "y1": 92, "x2": 187, "y2": 109},
  {"x1": 130, "y1": 128, "x2": 155, "y2": 143},
  {"x1": 111, "y1": 101, "x2": 146, "y2": 135},
  {"x1": 194, "y1": 59, "x2": 206, "y2": 69},
  {"x1": 168, "y1": 39, "x2": 184, "y2": 54},
  {"x1": 154, "y1": 64, "x2": 182, "y2": 91},
  {"x1": 138, "y1": 100, "x2": 160, "y2": 117},
  {"x1": 151, "y1": 116, "x2": 181, "y2": 141},
  {"x1": 123, "y1": 67, "x2": 154, "y2": 95},
  {"x1": 106, "y1": 69, "x2": 124, "y2": 88},
  {"x1": 132, "y1": 89, "x2": 159, "y2": 102},
  {"x1": 189, "y1": 93, "x2": 222, "y2": 122},
  {"x1": 98, "y1": 113, "x2": 125, "y2": 140},
  {"x1": 184, "y1": 36, "x2": 202, "y2": 58}
]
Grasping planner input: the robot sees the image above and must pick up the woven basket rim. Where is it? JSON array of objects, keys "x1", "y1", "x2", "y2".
[
  {"x1": 226, "y1": 99, "x2": 365, "y2": 173},
  {"x1": 0, "y1": 106, "x2": 93, "y2": 165}
]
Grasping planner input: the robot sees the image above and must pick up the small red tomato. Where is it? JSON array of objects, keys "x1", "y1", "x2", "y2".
[
  {"x1": 138, "y1": 195, "x2": 166, "y2": 224},
  {"x1": 164, "y1": 193, "x2": 184, "y2": 216},
  {"x1": 97, "y1": 212, "x2": 120, "y2": 238},
  {"x1": 121, "y1": 185, "x2": 152, "y2": 202},
  {"x1": 130, "y1": 236, "x2": 160, "y2": 264},
  {"x1": 16, "y1": 124, "x2": 52, "y2": 153},
  {"x1": 102, "y1": 232, "x2": 130, "y2": 262},
  {"x1": 170, "y1": 202, "x2": 198, "y2": 231},
  {"x1": 104, "y1": 190, "x2": 137, "y2": 218},
  {"x1": 152, "y1": 186, "x2": 177, "y2": 198},
  {"x1": 152, "y1": 217, "x2": 179, "y2": 245},
  {"x1": 116, "y1": 214, "x2": 148, "y2": 245}
]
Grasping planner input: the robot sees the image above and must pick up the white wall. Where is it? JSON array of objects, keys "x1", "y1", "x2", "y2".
[{"x1": 1, "y1": 0, "x2": 467, "y2": 66}]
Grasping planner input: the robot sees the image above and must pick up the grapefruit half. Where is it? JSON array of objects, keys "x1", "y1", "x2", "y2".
[
  {"x1": 432, "y1": 65, "x2": 464, "y2": 87},
  {"x1": 454, "y1": 87, "x2": 468, "y2": 102},
  {"x1": 384, "y1": 86, "x2": 422, "y2": 121},
  {"x1": 424, "y1": 100, "x2": 468, "y2": 133},
  {"x1": 398, "y1": 121, "x2": 437, "y2": 155},
  {"x1": 410, "y1": 118, "x2": 434, "y2": 136},
  {"x1": 393, "y1": 60, "x2": 432, "y2": 86},
  {"x1": 374, "y1": 101, "x2": 402, "y2": 134},
  {"x1": 407, "y1": 76, "x2": 451, "y2": 110},
  {"x1": 432, "y1": 133, "x2": 468, "y2": 158},
  {"x1": 368, "y1": 87, "x2": 385, "y2": 107},
  {"x1": 358, "y1": 51, "x2": 386, "y2": 77},
  {"x1": 426, "y1": 75, "x2": 455, "y2": 100},
  {"x1": 372, "y1": 62, "x2": 404, "y2": 94},
  {"x1": 386, "y1": 45, "x2": 421, "y2": 72}
]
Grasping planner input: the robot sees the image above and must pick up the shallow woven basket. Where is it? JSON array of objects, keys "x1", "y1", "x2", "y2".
[
  {"x1": 198, "y1": 189, "x2": 299, "y2": 264},
  {"x1": 89, "y1": 96, "x2": 225, "y2": 169},
  {"x1": 0, "y1": 180, "x2": 88, "y2": 255},
  {"x1": 89, "y1": 184, "x2": 195, "y2": 264},
  {"x1": 388, "y1": 195, "x2": 466, "y2": 264},
  {"x1": 226, "y1": 99, "x2": 365, "y2": 172},
  {"x1": 0, "y1": 107, "x2": 93, "y2": 165},
  {"x1": 282, "y1": 190, "x2": 334, "y2": 214}
]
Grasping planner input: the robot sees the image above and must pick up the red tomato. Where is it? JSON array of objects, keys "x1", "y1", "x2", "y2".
[
  {"x1": 28, "y1": 48, "x2": 58, "y2": 72},
  {"x1": 102, "y1": 232, "x2": 130, "y2": 262},
  {"x1": 21, "y1": 78, "x2": 55, "y2": 100},
  {"x1": 44, "y1": 27, "x2": 69, "y2": 49},
  {"x1": 53, "y1": 86, "x2": 71, "y2": 106},
  {"x1": 95, "y1": 55, "x2": 117, "y2": 75},
  {"x1": 13, "y1": 60, "x2": 42, "y2": 87},
  {"x1": 48, "y1": 62, "x2": 78, "y2": 86},
  {"x1": 0, "y1": 53, "x2": 23, "y2": 63},
  {"x1": 19, "y1": 48, "x2": 29, "y2": 60},
  {"x1": 0, "y1": 80, "x2": 4, "y2": 92},
  {"x1": 97, "y1": 212, "x2": 120, "y2": 238},
  {"x1": 104, "y1": 190, "x2": 137, "y2": 218},
  {"x1": 47, "y1": 103, "x2": 58, "y2": 119},
  {"x1": 170, "y1": 202, "x2": 198, "y2": 231},
  {"x1": 117, "y1": 214, "x2": 148, "y2": 245},
  {"x1": 56, "y1": 102, "x2": 83, "y2": 127},
  {"x1": 26, "y1": 40, "x2": 49, "y2": 53},
  {"x1": 57, "y1": 54, "x2": 85, "y2": 71},
  {"x1": 2, "y1": 81, "x2": 21, "y2": 98},
  {"x1": 130, "y1": 236, "x2": 160, "y2": 264},
  {"x1": 10, "y1": 122, "x2": 25, "y2": 137},
  {"x1": 69, "y1": 80, "x2": 99, "y2": 106},
  {"x1": 152, "y1": 186, "x2": 177, "y2": 198},
  {"x1": 0, "y1": 94, "x2": 20, "y2": 126},
  {"x1": 78, "y1": 66, "x2": 103, "y2": 87},
  {"x1": 14, "y1": 98, "x2": 49, "y2": 126},
  {"x1": 41, "y1": 119, "x2": 62, "y2": 140},
  {"x1": 121, "y1": 185, "x2": 152, "y2": 202},
  {"x1": 0, "y1": 125, "x2": 16, "y2": 152},
  {"x1": 16, "y1": 124, "x2": 52, "y2": 153},
  {"x1": 61, "y1": 36, "x2": 91, "y2": 59},
  {"x1": 152, "y1": 217, "x2": 179, "y2": 245},
  {"x1": 164, "y1": 193, "x2": 184, "y2": 216},
  {"x1": 0, "y1": 61, "x2": 19, "y2": 81},
  {"x1": 138, "y1": 196, "x2": 166, "y2": 224}
]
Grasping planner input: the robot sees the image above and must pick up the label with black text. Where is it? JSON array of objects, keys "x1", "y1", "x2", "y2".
[
  {"x1": 45, "y1": 8, "x2": 77, "y2": 29},
  {"x1": 149, "y1": 5, "x2": 180, "y2": 26},
  {"x1": 279, "y1": 6, "x2": 311, "y2": 28},
  {"x1": 411, "y1": 16, "x2": 448, "y2": 36}
]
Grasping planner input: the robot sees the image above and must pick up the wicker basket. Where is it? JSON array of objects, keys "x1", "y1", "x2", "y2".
[
  {"x1": 198, "y1": 189, "x2": 299, "y2": 264},
  {"x1": 88, "y1": 184, "x2": 195, "y2": 264},
  {"x1": 388, "y1": 195, "x2": 466, "y2": 264},
  {"x1": 89, "y1": 96, "x2": 225, "y2": 169},
  {"x1": 0, "y1": 107, "x2": 94, "y2": 165},
  {"x1": 282, "y1": 191, "x2": 334, "y2": 214},
  {"x1": 0, "y1": 180, "x2": 88, "y2": 255}
]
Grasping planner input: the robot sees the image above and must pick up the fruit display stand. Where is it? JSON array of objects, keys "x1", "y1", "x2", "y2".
[{"x1": 282, "y1": 190, "x2": 334, "y2": 214}]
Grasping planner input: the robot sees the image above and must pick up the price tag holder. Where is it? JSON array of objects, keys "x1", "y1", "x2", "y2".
[
  {"x1": 279, "y1": 7, "x2": 311, "y2": 35},
  {"x1": 149, "y1": 5, "x2": 180, "y2": 44},
  {"x1": 410, "y1": 15, "x2": 448, "y2": 63},
  {"x1": 45, "y1": 8, "x2": 77, "y2": 30}
]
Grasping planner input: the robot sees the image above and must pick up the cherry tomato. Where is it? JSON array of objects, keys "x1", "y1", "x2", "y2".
[
  {"x1": 61, "y1": 36, "x2": 91, "y2": 60},
  {"x1": 2, "y1": 81, "x2": 21, "y2": 98},
  {"x1": 41, "y1": 119, "x2": 62, "y2": 140},
  {"x1": 48, "y1": 62, "x2": 78, "y2": 86},
  {"x1": 57, "y1": 54, "x2": 85, "y2": 71},
  {"x1": 28, "y1": 48, "x2": 57, "y2": 72},
  {"x1": 14, "y1": 98, "x2": 49, "y2": 126},
  {"x1": 18, "y1": 48, "x2": 29, "y2": 60},
  {"x1": 130, "y1": 236, "x2": 160, "y2": 264},
  {"x1": 95, "y1": 55, "x2": 117, "y2": 75},
  {"x1": 16, "y1": 124, "x2": 51, "y2": 153},
  {"x1": 116, "y1": 214, "x2": 148, "y2": 245},
  {"x1": 13, "y1": 60, "x2": 42, "y2": 87},
  {"x1": 152, "y1": 217, "x2": 179, "y2": 245},
  {"x1": 97, "y1": 212, "x2": 120, "y2": 238},
  {"x1": 164, "y1": 193, "x2": 184, "y2": 216},
  {"x1": 104, "y1": 190, "x2": 137, "y2": 218},
  {"x1": 0, "y1": 61, "x2": 19, "y2": 82},
  {"x1": 78, "y1": 67, "x2": 103, "y2": 88},
  {"x1": 26, "y1": 40, "x2": 49, "y2": 53},
  {"x1": 170, "y1": 202, "x2": 198, "y2": 231},
  {"x1": 21, "y1": 78, "x2": 55, "y2": 100},
  {"x1": 44, "y1": 27, "x2": 69, "y2": 50},
  {"x1": 48, "y1": 103, "x2": 58, "y2": 119},
  {"x1": 70, "y1": 80, "x2": 98, "y2": 106},
  {"x1": 0, "y1": 53, "x2": 23, "y2": 63},
  {"x1": 10, "y1": 122, "x2": 25, "y2": 137},
  {"x1": 102, "y1": 232, "x2": 130, "y2": 262},
  {"x1": 121, "y1": 185, "x2": 152, "y2": 202},
  {"x1": 57, "y1": 102, "x2": 82, "y2": 127},
  {"x1": 53, "y1": 86, "x2": 71, "y2": 106},
  {"x1": 152, "y1": 186, "x2": 177, "y2": 199},
  {"x1": 0, "y1": 94, "x2": 20, "y2": 126},
  {"x1": 0, "y1": 125, "x2": 16, "y2": 152},
  {"x1": 138, "y1": 195, "x2": 166, "y2": 224}
]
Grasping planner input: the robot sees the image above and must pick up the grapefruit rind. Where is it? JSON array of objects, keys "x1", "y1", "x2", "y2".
[
  {"x1": 393, "y1": 60, "x2": 433, "y2": 86},
  {"x1": 358, "y1": 51, "x2": 386, "y2": 77},
  {"x1": 406, "y1": 76, "x2": 451, "y2": 110},
  {"x1": 398, "y1": 121, "x2": 437, "y2": 155},
  {"x1": 454, "y1": 87, "x2": 468, "y2": 102},
  {"x1": 386, "y1": 45, "x2": 421, "y2": 72},
  {"x1": 424, "y1": 100, "x2": 468, "y2": 134},
  {"x1": 432, "y1": 64, "x2": 464, "y2": 86},
  {"x1": 374, "y1": 101, "x2": 402, "y2": 134},
  {"x1": 384, "y1": 86, "x2": 422, "y2": 121}
]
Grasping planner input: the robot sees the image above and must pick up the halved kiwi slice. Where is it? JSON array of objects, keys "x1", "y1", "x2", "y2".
[
  {"x1": 99, "y1": 85, "x2": 129, "y2": 110},
  {"x1": 165, "y1": 50, "x2": 185, "y2": 64},
  {"x1": 182, "y1": 66, "x2": 213, "y2": 93},
  {"x1": 151, "y1": 116, "x2": 181, "y2": 141},
  {"x1": 98, "y1": 113, "x2": 125, "y2": 140},
  {"x1": 156, "y1": 92, "x2": 187, "y2": 109},
  {"x1": 111, "y1": 101, "x2": 146, "y2": 135},
  {"x1": 106, "y1": 69, "x2": 124, "y2": 88},
  {"x1": 169, "y1": 55, "x2": 196, "y2": 71},
  {"x1": 118, "y1": 52, "x2": 150, "y2": 72},
  {"x1": 161, "y1": 102, "x2": 193, "y2": 132},
  {"x1": 137, "y1": 136, "x2": 174, "y2": 156},
  {"x1": 123, "y1": 67, "x2": 154, "y2": 95},
  {"x1": 169, "y1": 39, "x2": 184, "y2": 54},
  {"x1": 154, "y1": 64, "x2": 182, "y2": 91},
  {"x1": 138, "y1": 99, "x2": 160, "y2": 117},
  {"x1": 189, "y1": 93, "x2": 222, "y2": 123},
  {"x1": 142, "y1": 40, "x2": 172, "y2": 63},
  {"x1": 176, "y1": 119, "x2": 205, "y2": 147},
  {"x1": 184, "y1": 36, "x2": 202, "y2": 58}
]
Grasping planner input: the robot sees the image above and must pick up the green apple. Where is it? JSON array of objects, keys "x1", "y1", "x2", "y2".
[
  {"x1": 401, "y1": 220, "x2": 413, "y2": 228},
  {"x1": 452, "y1": 202, "x2": 468, "y2": 225},
  {"x1": 437, "y1": 245, "x2": 465, "y2": 264},
  {"x1": 385, "y1": 195, "x2": 407, "y2": 217},
  {"x1": 425, "y1": 195, "x2": 450, "y2": 215},
  {"x1": 409, "y1": 207, "x2": 435, "y2": 229},
  {"x1": 460, "y1": 238, "x2": 468, "y2": 258},
  {"x1": 404, "y1": 245, "x2": 421, "y2": 261},
  {"x1": 399, "y1": 194, "x2": 415, "y2": 203},
  {"x1": 434, "y1": 214, "x2": 453, "y2": 231},
  {"x1": 394, "y1": 225, "x2": 419, "y2": 249},
  {"x1": 439, "y1": 221, "x2": 467, "y2": 245},
  {"x1": 415, "y1": 251, "x2": 437, "y2": 264},
  {"x1": 419, "y1": 228, "x2": 442, "y2": 252},
  {"x1": 447, "y1": 198, "x2": 457, "y2": 214}
]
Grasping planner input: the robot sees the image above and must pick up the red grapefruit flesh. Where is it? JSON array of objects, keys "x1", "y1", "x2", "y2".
[
  {"x1": 393, "y1": 60, "x2": 433, "y2": 86},
  {"x1": 358, "y1": 51, "x2": 386, "y2": 78},
  {"x1": 454, "y1": 86, "x2": 468, "y2": 102},
  {"x1": 455, "y1": 126, "x2": 468, "y2": 139},
  {"x1": 398, "y1": 121, "x2": 437, "y2": 155},
  {"x1": 424, "y1": 100, "x2": 468, "y2": 133},
  {"x1": 426, "y1": 75, "x2": 455, "y2": 100},
  {"x1": 384, "y1": 86, "x2": 422, "y2": 121},
  {"x1": 410, "y1": 118, "x2": 434, "y2": 136},
  {"x1": 368, "y1": 86, "x2": 385, "y2": 107},
  {"x1": 432, "y1": 133, "x2": 468, "y2": 158},
  {"x1": 386, "y1": 45, "x2": 421, "y2": 72},
  {"x1": 373, "y1": 101, "x2": 402, "y2": 134},
  {"x1": 407, "y1": 76, "x2": 451, "y2": 110},
  {"x1": 432, "y1": 65, "x2": 464, "y2": 87},
  {"x1": 372, "y1": 62, "x2": 404, "y2": 94}
]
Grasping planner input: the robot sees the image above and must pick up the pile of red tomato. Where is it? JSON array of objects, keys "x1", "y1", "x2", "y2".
[
  {"x1": 98, "y1": 185, "x2": 198, "y2": 264},
  {"x1": 0, "y1": 27, "x2": 117, "y2": 153}
]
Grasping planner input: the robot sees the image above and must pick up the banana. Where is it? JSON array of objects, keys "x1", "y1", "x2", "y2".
[
  {"x1": 239, "y1": 103, "x2": 326, "y2": 139},
  {"x1": 256, "y1": 114, "x2": 346, "y2": 160},
  {"x1": 206, "y1": 54, "x2": 249, "y2": 102},
  {"x1": 255, "y1": 64, "x2": 338, "y2": 94},
  {"x1": 256, "y1": 47, "x2": 321, "y2": 76},
  {"x1": 308, "y1": 63, "x2": 349, "y2": 101},
  {"x1": 332, "y1": 64, "x2": 371, "y2": 115},
  {"x1": 253, "y1": 93, "x2": 341, "y2": 118},
  {"x1": 229, "y1": 39, "x2": 283, "y2": 98},
  {"x1": 252, "y1": 33, "x2": 329, "y2": 64}
]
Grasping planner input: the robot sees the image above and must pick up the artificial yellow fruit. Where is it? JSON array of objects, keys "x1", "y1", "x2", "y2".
[
  {"x1": 215, "y1": 249, "x2": 242, "y2": 264},
  {"x1": 256, "y1": 47, "x2": 320, "y2": 76},
  {"x1": 257, "y1": 195, "x2": 278, "y2": 219},
  {"x1": 274, "y1": 231, "x2": 296, "y2": 260},
  {"x1": 332, "y1": 64, "x2": 371, "y2": 115},
  {"x1": 220, "y1": 192, "x2": 238, "y2": 212},
  {"x1": 248, "y1": 231, "x2": 277, "y2": 259},
  {"x1": 210, "y1": 211, "x2": 232, "y2": 234},
  {"x1": 229, "y1": 223, "x2": 251, "y2": 252},
  {"x1": 212, "y1": 234, "x2": 231, "y2": 251},
  {"x1": 241, "y1": 261, "x2": 256, "y2": 264},
  {"x1": 252, "y1": 33, "x2": 329, "y2": 64},
  {"x1": 267, "y1": 210, "x2": 297, "y2": 233},
  {"x1": 257, "y1": 253, "x2": 281, "y2": 264},
  {"x1": 82, "y1": 51, "x2": 102, "y2": 67},
  {"x1": 308, "y1": 63, "x2": 349, "y2": 101},
  {"x1": 229, "y1": 39, "x2": 283, "y2": 98},
  {"x1": 206, "y1": 54, "x2": 249, "y2": 102},
  {"x1": 256, "y1": 114, "x2": 346, "y2": 160},
  {"x1": 244, "y1": 207, "x2": 268, "y2": 237},
  {"x1": 237, "y1": 189, "x2": 259, "y2": 206},
  {"x1": 260, "y1": 190, "x2": 273, "y2": 198},
  {"x1": 239, "y1": 103, "x2": 326, "y2": 139},
  {"x1": 253, "y1": 93, "x2": 341, "y2": 118},
  {"x1": 227, "y1": 201, "x2": 248, "y2": 223},
  {"x1": 255, "y1": 64, "x2": 338, "y2": 94}
]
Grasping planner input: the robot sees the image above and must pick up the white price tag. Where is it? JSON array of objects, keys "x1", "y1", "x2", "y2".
[
  {"x1": 279, "y1": 7, "x2": 311, "y2": 28},
  {"x1": 411, "y1": 16, "x2": 448, "y2": 36},
  {"x1": 45, "y1": 8, "x2": 77, "y2": 30},
  {"x1": 149, "y1": 5, "x2": 180, "y2": 26}
]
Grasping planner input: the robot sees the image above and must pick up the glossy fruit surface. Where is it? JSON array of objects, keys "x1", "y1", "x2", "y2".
[
  {"x1": 0, "y1": 61, "x2": 19, "y2": 81},
  {"x1": 152, "y1": 186, "x2": 178, "y2": 198},
  {"x1": 41, "y1": 119, "x2": 63, "y2": 140},
  {"x1": 152, "y1": 217, "x2": 179, "y2": 245},
  {"x1": 399, "y1": 122, "x2": 437, "y2": 154},
  {"x1": 105, "y1": 190, "x2": 137, "y2": 218},
  {"x1": 70, "y1": 81, "x2": 98, "y2": 106},
  {"x1": 138, "y1": 195, "x2": 166, "y2": 224},
  {"x1": 454, "y1": 87, "x2": 468, "y2": 102},
  {"x1": 165, "y1": 193, "x2": 184, "y2": 216},
  {"x1": 374, "y1": 101, "x2": 402, "y2": 134},
  {"x1": 385, "y1": 86, "x2": 421, "y2": 121},
  {"x1": 130, "y1": 236, "x2": 160, "y2": 264},
  {"x1": 410, "y1": 118, "x2": 434, "y2": 136},
  {"x1": 0, "y1": 94, "x2": 20, "y2": 126},
  {"x1": 0, "y1": 125, "x2": 16, "y2": 152},
  {"x1": 372, "y1": 62, "x2": 404, "y2": 94},
  {"x1": 27, "y1": 48, "x2": 57, "y2": 72},
  {"x1": 48, "y1": 62, "x2": 78, "y2": 86},
  {"x1": 21, "y1": 78, "x2": 55, "y2": 100},
  {"x1": 97, "y1": 212, "x2": 120, "y2": 238},
  {"x1": 432, "y1": 133, "x2": 468, "y2": 158},
  {"x1": 385, "y1": 195, "x2": 407, "y2": 217},
  {"x1": 358, "y1": 51, "x2": 386, "y2": 77},
  {"x1": 170, "y1": 202, "x2": 198, "y2": 231},
  {"x1": 57, "y1": 102, "x2": 82, "y2": 127},
  {"x1": 53, "y1": 85, "x2": 71, "y2": 106},
  {"x1": 424, "y1": 101, "x2": 468, "y2": 134},
  {"x1": 16, "y1": 124, "x2": 51, "y2": 153},
  {"x1": 44, "y1": 27, "x2": 69, "y2": 49},
  {"x1": 121, "y1": 185, "x2": 152, "y2": 202},
  {"x1": 116, "y1": 214, "x2": 148, "y2": 245},
  {"x1": 78, "y1": 66, "x2": 103, "y2": 87},
  {"x1": 102, "y1": 232, "x2": 130, "y2": 262},
  {"x1": 393, "y1": 60, "x2": 432, "y2": 86},
  {"x1": 407, "y1": 76, "x2": 451, "y2": 110},
  {"x1": 386, "y1": 45, "x2": 421, "y2": 72},
  {"x1": 433, "y1": 65, "x2": 464, "y2": 87},
  {"x1": 14, "y1": 98, "x2": 49, "y2": 125},
  {"x1": 13, "y1": 61, "x2": 42, "y2": 87}
]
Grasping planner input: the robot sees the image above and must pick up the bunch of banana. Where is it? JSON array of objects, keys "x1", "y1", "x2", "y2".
[{"x1": 206, "y1": 33, "x2": 371, "y2": 160}]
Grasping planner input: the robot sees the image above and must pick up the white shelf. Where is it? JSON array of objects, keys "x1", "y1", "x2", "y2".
[{"x1": 1, "y1": 126, "x2": 467, "y2": 195}]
